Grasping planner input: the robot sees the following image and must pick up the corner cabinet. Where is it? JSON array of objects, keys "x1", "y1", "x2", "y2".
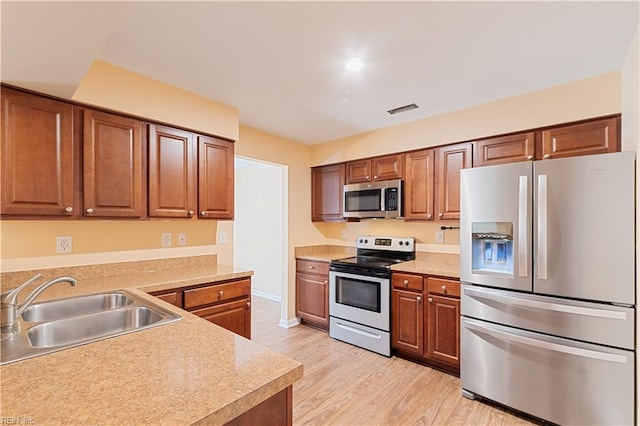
[
  {"x1": 540, "y1": 116, "x2": 620, "y2": 160},
  {"x1": 295, "y1": 259, "x2": 329, "y2": 330},
  {"x1": 311, "y1": 164, "x2": 345, "y2": 222},
  {"x1": 149, "y1": 277, "x2": 252, "y2": 339},
  {"x1": 1, "y1": 87, "x2": 76, "y2": 216},
  {"x1": 82, "y1": 108, "x2": 145, "y2": 218},
  {"x1": 391, "y1": 272, "x2": 460, "y2": 373}
]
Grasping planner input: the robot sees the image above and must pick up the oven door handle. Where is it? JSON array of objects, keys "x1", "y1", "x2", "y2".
[{"x1": 334, "y1": 321, "x2": 383, "y2": 339}]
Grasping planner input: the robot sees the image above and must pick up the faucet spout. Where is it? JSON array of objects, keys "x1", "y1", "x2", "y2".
[{"x1": 15, "y1": 276, "x2": 77, "y2": 317}]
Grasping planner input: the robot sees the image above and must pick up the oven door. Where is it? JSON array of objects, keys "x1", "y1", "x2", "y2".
[{"x1": 329, "y1": 270, "x2": 390, "y2": 331}]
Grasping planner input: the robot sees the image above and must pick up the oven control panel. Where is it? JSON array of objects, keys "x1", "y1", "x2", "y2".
[{"x1": 356, "y1": 235, "x2": 415, "y2": 252}]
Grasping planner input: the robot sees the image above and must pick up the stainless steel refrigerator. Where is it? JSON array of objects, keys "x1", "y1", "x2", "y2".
[{"x1": 460, "y1": 151, "x2": 635, "y2": 425}]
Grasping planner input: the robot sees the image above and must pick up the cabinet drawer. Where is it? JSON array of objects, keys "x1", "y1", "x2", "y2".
[
  {"x1": 184, "y1": 279, "x2": 251, "y2": 309},
  {"x1": 152, "y1": 291, "x2": 182, "y2": 308},
  {"x1": 392, "y1": 273, "x2": 424, "y2": 291},
  {"x1": 427, "y1": 277, "x2": 460, "y2": 297},
  {"x1": 296, "y1": 259, "x2": 329, "y2": 275}
]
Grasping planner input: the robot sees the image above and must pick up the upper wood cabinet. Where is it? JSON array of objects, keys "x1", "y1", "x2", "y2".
[
  {"x1": 148, "y1": 124, "x2": 197, "y2": 218},
  {"x1": 311, "y1": 163, "x2": 345, "y2": 222},
  {"x1": 198, "y1": 135, "x2": 234, "y2": 219},
  {"x1": 82, "y1": 109, "x2": 145, "y2": 218},
  {"x1": 435, "y1": 142, "x2": 472, "y2": 221},
  {"x1": 346, "y1": 154, "x2": 403, "y2": 184},
  {"x1": 473, "y1": 132, "x2": 535, "y2": 167},
  {"x1": 540, "y1": 116, "x2": 620, "y2": 160},
  {"x1": 404, "y1": 149, "x2": 435, "y2": 220},
  {"x1": 1, "y1": 87, "x2": 76, "y2": 216}
]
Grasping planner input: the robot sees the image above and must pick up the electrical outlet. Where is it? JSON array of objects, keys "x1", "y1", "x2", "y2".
[
  {"x1": 178, "y1": 233, "x2": 187, "y2": 246},
  {"x1": 162, "y1": 233, "x2": 172, "y2": 247},
  {"x1": 56, "y1": 236, "x2": 72, "y2": 254},
  {"x1": 435, "y1": 231, "x2": 444, "y2": 243},
  {"x1": 218, "y1": 231, "x2": 228, "y2": 244},
  {"x1": 341, "y1": 229, "x2": 347, "y2": 240}
]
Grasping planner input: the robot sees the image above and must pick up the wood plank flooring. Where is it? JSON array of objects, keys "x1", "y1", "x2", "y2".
[{"x1": 250, "y1": 296, "x2": 539, "y2": 426}]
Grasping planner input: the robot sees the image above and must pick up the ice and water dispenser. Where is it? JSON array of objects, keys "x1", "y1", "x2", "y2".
[{"x1": 471, "y1": 222, "x2": 514, "y2": 276}]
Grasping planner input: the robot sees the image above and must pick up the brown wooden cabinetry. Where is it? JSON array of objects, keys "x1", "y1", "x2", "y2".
[
  {"x1": 541, "y1": 116, "x2": 620, "y2": 160},
  {"x1": 435, "y1": 142, "x2": 472, "y2": 221},
  {"x1": 82, "y1": 108, "x2": 145, "y2": 218},
  {"x1": 473, "y1": 132, "x2": 535, "y2": 167},
  {"x1": 311, "y1": 164, "x2": 345, "y2": 222},
  {"x1": 404, "y1": 149, "x2": 435, "y2": 220},
  {"x1": 198, "y1": 134, "x2": 234, "y2": 219},
  {"x1": 346, "y1": 154, "x2": 403, "y2": 184},
  {"x1": 1, "y1": 87, "x2": 76, "y2": 216},
  {"x1": 391, "y1": 272, "x2": 460, "y2": 373},
  {"x1": 295, "y1": 259, "x2": 330, "y2": 330},
  {"x1": 148, "y1": 277, "x2": 252, "y2": 339}
]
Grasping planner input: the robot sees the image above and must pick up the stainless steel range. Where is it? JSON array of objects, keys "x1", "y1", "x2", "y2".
[{"x1": 329, "y1": 236, "x2": 415, "y2": 356}]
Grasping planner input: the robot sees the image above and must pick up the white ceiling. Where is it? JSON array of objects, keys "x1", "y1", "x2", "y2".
[{"x1": 2, "y1": 1, "x2": 639, "y2": 145}]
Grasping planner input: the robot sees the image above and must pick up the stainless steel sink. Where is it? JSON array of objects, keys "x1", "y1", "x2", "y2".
[
  {"x1": 1, "y1": 290, "x2": 181, "y2": 365},
  {"x1": 21, "y1": 292, "x2": 134, "y2": 322}
]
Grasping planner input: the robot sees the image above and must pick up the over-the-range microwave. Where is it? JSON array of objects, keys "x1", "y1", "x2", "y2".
[{"x1": 343, "y1": 178, "x2": 403, "y2": 219}]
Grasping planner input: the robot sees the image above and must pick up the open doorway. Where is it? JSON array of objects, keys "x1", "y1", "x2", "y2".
[{"x1": 233, "y1": 157, "x2": 287, "y2": 307}]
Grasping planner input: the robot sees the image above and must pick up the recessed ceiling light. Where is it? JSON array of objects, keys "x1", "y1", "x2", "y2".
[{"x1": 345, "y1": 58, "x2": 364, "y2": 72}]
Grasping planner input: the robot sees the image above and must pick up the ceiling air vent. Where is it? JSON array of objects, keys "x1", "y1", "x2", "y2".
[{"x1": 387, "y1": 103, "x2": 419, "y2": 115}]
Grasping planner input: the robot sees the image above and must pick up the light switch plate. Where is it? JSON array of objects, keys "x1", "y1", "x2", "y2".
[
  {"x1": 218, "y1": 231, "x2": 228, "y2": 244},
  {"x1": 435, "y1": 231, "x2": 444, "y2": 243}
]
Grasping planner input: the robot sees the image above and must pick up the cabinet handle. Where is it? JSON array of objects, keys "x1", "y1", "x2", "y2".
[
  {"x1": 219, "y1": 290, "x2": 224, "y2": 298},
  {"x1": 308, "y1": 265, "x2": 315, "y2": 269},
  {"x1": 201, "y1": 211, "x2": 207, "y2": 217},
  {"x1": 323, "y1": 280, "x2": 328, "y2": 284},
  {"x1": 373, "y1": 175, "x2": 378, "y2": 180},
  {"x1": 428, "y1": 297, "x2": 433, "y2": 303},
  {"x1": 543, "y1": 154, "x2": 551, "y2": 159},
  {"x1": 527, "y1": 155, "x2": 533, "y2": 160},
  {"x1": 438, "y1": 212, "x2": 443, "y2": 218},
  {"x1": 417, "y1": 296, "x2": 422, "y2": 302},
  {"x1": 187, "y1": 210, "x2": 194, "y2": 217},
  {"x1": 403, "y1": 279, "x2": 409, "y2": 287},
  {"x1": 86, "y1": 208, "x2": 94, "y2": 214},
  {"x1": 427, "y1": 214, "x2": 432, "y2": 219},
  {"x1": 64, "y1": 206, "x2": 73, "y2": 213},
  {"x1": 441, "y1": 285, "x2": 447, "y2": 291},
  {"x1": 246, "y1": 301, "x2": 251, "y2": 308}
]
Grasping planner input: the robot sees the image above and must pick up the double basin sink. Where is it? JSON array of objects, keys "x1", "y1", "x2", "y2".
[{"x1": 1, "y1": 290, "x2": 181, "y2": 365}]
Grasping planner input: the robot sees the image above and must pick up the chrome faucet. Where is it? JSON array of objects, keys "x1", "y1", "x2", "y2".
[{"x1": 1, "y1": 274, "x2": 77, "y2": 339}]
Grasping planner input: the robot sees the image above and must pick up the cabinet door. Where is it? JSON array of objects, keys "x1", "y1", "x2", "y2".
[
  {"x1": 198, "y1": 135, "x2": 234, "y2": 219},
  {"x1": 541, "y1": 116, "x2": 619, "y2": 160},
  {"x1": 372, "y1": 154, "x2": 403, "y2": 181},
  {"x1": 192, "y1": 298, "x2": 251, "y2": 339},
  {"x1": 473, "y1": 132, "x2": 535, "y2": 167},
  {"x1": 83, "y1": 109, "x2": 144, "y2": 217},
  {"x1": 427, "y1": 294, "x2": 460, "y2": 368},
  {"x1": 392, "y1": 289, "x2": 424, "y2": 355},
  {"x1": 148, "y1": 124, "x2": 197, "y2": 218},
  {"x1": 345, "y1": 159, "x2": 371, "y2": 184},
  {"x1": 295, "y1": 272, "x2": 329, "y2": 329},
  {"x1": 404, "y1": 149, "x2": 435, "y2": 220},
  {"x1": 311, "y1": 164, "x2": 345, "y2": 222},
  {"x1": 435, "y1": 142, "x2": 472, "y2": 220},
  {"x1": 1, "y1": 88, "x2": 75, "y2": 216}
]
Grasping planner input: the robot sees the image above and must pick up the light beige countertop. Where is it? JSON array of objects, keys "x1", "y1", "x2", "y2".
[
  {"x1": 0, "y1": 257, "x2": 303, "y2": 425},
  {"x1": 391, "y1": 252, "x2": 460, "y2": 278},
  {"x1": 294, "y1": 245, "x2": 355, "y2": 263}
]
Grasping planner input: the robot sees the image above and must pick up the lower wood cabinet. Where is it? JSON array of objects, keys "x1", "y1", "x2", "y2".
[
  {"x1": 148, "y1": 277, "x2": 252, "y2": 339},
  {"x1": 391, "y1": 272, "x2": 460, "y2": 373},
  {"x1": 295, "y1": 259, "x2": 329, "y2": 330}
]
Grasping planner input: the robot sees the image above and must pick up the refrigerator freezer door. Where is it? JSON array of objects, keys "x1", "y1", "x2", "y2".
[
  {"x1": 461, "y1": 317, "x2": 634, "y2": 426},
  {"x1": 533, "y1": 152, "x2": 635, "y2": 305},
  {"x1": 461, "y1": 162, "x2": 532, "y2": 291},
  {"x1": 462, "y1": 284, "x2": 635, "y2": 349}
]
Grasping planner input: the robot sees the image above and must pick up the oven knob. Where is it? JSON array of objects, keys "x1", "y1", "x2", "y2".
[{"x1": 364, "y1": 239, "x2": 368, "y2": 244}]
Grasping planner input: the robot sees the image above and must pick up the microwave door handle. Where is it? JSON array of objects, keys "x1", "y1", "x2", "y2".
[{"x1": 380, "y1": 188, "x2": 386, "y2": 211}]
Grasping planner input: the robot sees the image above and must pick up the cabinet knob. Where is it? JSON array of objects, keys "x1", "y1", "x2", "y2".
[
  {"x1": 188, "y1": 210, "x2": 194, "y2": 217},
  {"x1": 427, "y1": 214, "x2": 432, "y2": 219},
  {"x1": 527, "y1": 155, "x2": 534, "y2": 160},
  {"x1": 403, "y1": 279, "x2": 409, "y2": 287},
  {"x1": 323, "y1": 280, "x2": 328, "y2": 284},
  {"x1": 365, "y1": 176, "x2": 370, "y2": 180},
  {"x1": 200, "y1": 211, "x2": 207, "y2": 217},
  {"x1": 246, "y1": 301, "x2": 251, "y2": 308},
  {"x1": 308, "y1": 265, "x2": 315, "y2": 269},
  {"x1": 428, "y1": 297, "x2": 433, "y2": 303},
  {"x1": 438, "y1": 212, "x2": 443, "y2": 218},
  {"x1": 64, "y1": 206, "x2": 73, "y2": 213},
  {"x1": 543, "y1": 154, "x2": 551, "y2": 159},
  {"x1": 86, "y1": 208, "x2": 94, "y2": 214},
  {"x1": 417, "y1": 296, "x2": 422, "y2": 302},
  {"x1": 219, "y1": 290, "x2": 224, "y2": 298},
  {"x1": 373, "y1": 175, "x2": 378, "y2": 180}
]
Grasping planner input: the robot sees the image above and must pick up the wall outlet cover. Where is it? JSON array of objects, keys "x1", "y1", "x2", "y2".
[
  {"x1": 56, "y1": 236, "x2": 72, "y2": 254},
  {"x1": 162, "y1": 233, "x2": 172, "y2": 247},
  {"x1": 218, "y1": 231, "x2": 228, "y2": 244},
  {"x1": 435, "y1": 231, "x2": 444, "y2": 243},
  {"x1": 178, "y1": 233, "x2": 187, "y2": 246}
]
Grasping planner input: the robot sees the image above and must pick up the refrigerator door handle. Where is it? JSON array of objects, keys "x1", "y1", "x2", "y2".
[
  {"x1": 537, "y1": 174, "x2": 548, "y2": 280},
  {"x1": 463, "y1": 319, "x2": 628, "y2": 364},
  {"x1": 463, "y1": 286, "x2": 628, "y2": 320},
  {"x1": 518, "y1": 176, "x2": 528, "y2": 277}
]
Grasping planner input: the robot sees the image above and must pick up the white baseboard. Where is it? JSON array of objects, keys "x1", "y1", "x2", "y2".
[
  {"x1": 278, "y1": 317, "x2": 300, "y2": 328},
  {"x1": 251, "y1": 290, "x2": 281, "y2": 303}
]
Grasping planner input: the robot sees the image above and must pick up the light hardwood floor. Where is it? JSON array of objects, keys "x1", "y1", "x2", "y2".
[{"x1": 250, "y1": 296, "x2": 539, "y2": 426}]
